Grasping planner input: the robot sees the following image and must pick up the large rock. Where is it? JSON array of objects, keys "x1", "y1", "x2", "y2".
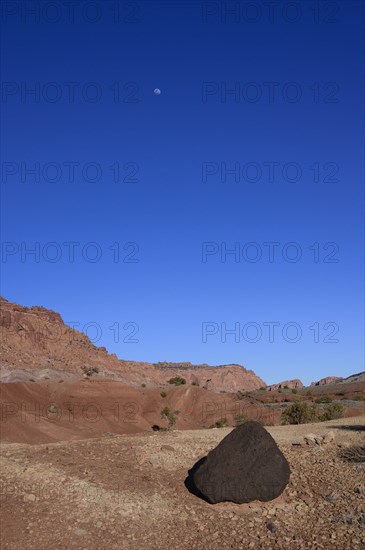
[{"x1": 193, "y1": 421, "x2": 290, "y2": 504}]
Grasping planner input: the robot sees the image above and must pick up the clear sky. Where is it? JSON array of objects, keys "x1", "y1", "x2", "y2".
[{"x1": 1, "y1": 0, "x2": 364, "y2": 385}]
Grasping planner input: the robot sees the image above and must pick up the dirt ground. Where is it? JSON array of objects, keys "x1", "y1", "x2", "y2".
[{"x1": 1, "y1": 415, "x2": 364, "y2": 549}]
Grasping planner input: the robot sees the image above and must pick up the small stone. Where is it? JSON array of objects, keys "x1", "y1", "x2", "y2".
[
  {"x1": 323, "y1": 430, "x2": 335, "y2": 445},
  {"x1": 267, "y1": 522, "x2": 278, "y2": 533},
  {"x1": 161, "y1": 445, "x2": 175, "y2": 452},
  {"x1": 325, "y1": 491, "x2": 340, "y2": 503},
  {"x1": 303, "y1": 434, "x2": 317, "y2": 445}
]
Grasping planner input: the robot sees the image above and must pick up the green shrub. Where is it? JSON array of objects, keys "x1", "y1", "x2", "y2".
[
  {"x1": 284, "y1": 385, "x2": 289, "y2": 389},
  {"x1": 160, "y1": 391, "x2": 167, "y2": 398},
  {"x1": 354, "y1": 395, "x2": 365, "y2": 401},
  {"x1": 315, "y1": 396, "x2": 332, "y2": 404},
  {"x1": 259, "y1": 386, "x2": 267, "y2": 391},
  {"x1": 291, "y1": 388, "x2": 297, "y2": 394},
  {"x1": 319, "y1": 403, "x2": 344, "y2": 421},
  {"x1": 209, "y1": 418, "x2": 228, "y2": 429},
  {"x1": 306, "y1": 390, "x2": 313, "y2": 397},
  {"x1": 168, "y1": 376, "x2": 186, "y2": 386},
  {"x1": 160, "y1": 406, "x2": 179, "y2": 429},
  {"x1": 281, "y1": 401, "x2": 317, "y2": 425}
]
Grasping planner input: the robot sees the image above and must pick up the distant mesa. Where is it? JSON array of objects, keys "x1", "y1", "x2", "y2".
[
  {"x1": 0, "y1": 297, "x2": 264, "y2": 392},
  {"x1": 311, "y1": 376, "x2": 343, "y2": 386},
  {"x1": 267, "y1": 379, "x2": 304, "y2": 391}
]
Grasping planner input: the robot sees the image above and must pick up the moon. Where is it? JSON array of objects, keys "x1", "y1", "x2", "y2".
[{"x1": 154, "y1": 88, "x2": 161, "y2": 95}]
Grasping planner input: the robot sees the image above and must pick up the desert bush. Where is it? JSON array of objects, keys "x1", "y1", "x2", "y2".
[
  {"x1": 160, "y1": 406, "x2": 179, "y2": 429},
  {"x1": 209, "y1": 418, "x2": 228, "y2": 429},
  {"x1": 81, "y1": 366, "x2": 99, "y2": 378},
  {"x1": 315, "y1": 396, "x2": 333, "y2": 404},
  {"x1": 259, "y1": 387, "x2": 267, "y2": 391},
  {"x1": 160, "y1": 390, "x2": 167, "y2": 398},
  {"x1": 141, "y1": 383, "x2": 146, "y2": 388},
  {"x1": 191, "y1": 381, "x2": 199, "y2": 386},
  {"x1": 319, "y1": 403, "x2": 344, "y2": 421},
  {"x1": 291, "y1": 388, "x2": 297, "y2": 394},
  {"x1": 354, "y1": 395, "x2": 365, "y2": 401},
  {"x1": 235, "y1": 413, "x2": 248, "y2": 427},
  {"x1": 306, "y1": 390, "x2": 313, "y2": 397},
  {"x1": 284, "y1": 385, "x2": 289, "y2": 389},
  {"x1": 281, "y1": 401, "x2": 317, "y2": 425},
  {"x1": 168, "y1": 376, "x2": 186, "y2": 386},
  {"x1": 340, "y1": 445, "x2": 365, "y2": 464}
]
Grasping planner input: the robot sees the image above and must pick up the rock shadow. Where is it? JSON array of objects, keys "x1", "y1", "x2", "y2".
[{"x1": 184, "y1": 456, "x2": 210, "y2": 502}]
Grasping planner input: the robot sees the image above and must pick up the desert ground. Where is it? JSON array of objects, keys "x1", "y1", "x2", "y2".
[{"x1": 1, "y1": 415, "x2": 364, "y2": 549}]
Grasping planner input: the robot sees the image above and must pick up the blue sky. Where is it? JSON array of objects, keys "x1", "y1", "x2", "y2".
[{"x1": 1, "y1": 1, "x2": 364, "y2": 385}]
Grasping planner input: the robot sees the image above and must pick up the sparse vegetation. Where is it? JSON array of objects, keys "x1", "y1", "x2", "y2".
[
  {"x1": 235, "y1": 413, "x2": 248, "y2": 427},
  {"x1": 160, "y1": 390, "x2": 167, "y2": 398},
  {"x1": 209, "y1": 418, "x2": 228, "y2": 429},
  {"x1": 284, "y1": 385, "x2": 289, "y2": 389},
  {"x1": 282, "y1": 399, "x2": 344, "y2": 424},
  {"x1": 306, "y1": 389, "x2": 313, "y2": 397},
  {"x1": 141, "y1": 383, "x2": 146, "y2": 388},
  {"x1": 291, "y1": 388, "x2": 297, "y2": 394},
  {"x1": 354, "y1": 395, "x2": 365, "y2": 401},
  {"x1": 340, "y1": 445, "x2": 365, "y2": 464},
  {"x1": 259, "y1": 386, "x2": 267, "y2": 391},
  {"x1": 160, "y1": 406, "x2": 179, "y2": 429},
  {"x1": 315, "y1": 396, "x2": 333, "y2": 404},
  {"x1": 81, "y1": 366, "x2": 99, "y2": 378},
  {"x1": 319, "y1": 403, "x2": 344, "y2": 421},
  {"x1": 168, "y1": 376, "x2": 186, "y2": 386},
  {"x1": 281, "y1": 400, "x2": 317, "y2": 425}
]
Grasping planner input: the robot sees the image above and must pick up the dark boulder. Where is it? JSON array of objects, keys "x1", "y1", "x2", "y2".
[{"x1": 192, "y1": 421, "x2": 290, "y2": 504}]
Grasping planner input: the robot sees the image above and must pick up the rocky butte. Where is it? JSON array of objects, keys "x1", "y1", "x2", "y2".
[{"x1": 0, "y1": 297, "x2": 265, "y2": 391}]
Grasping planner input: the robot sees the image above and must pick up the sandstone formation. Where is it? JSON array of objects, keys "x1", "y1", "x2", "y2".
[
  {"x1": 267, "y1": 379, "x2": 304, "y2": 391},
  {"x1": 311, "y1": 376, "x2": 344, "y2": 386},
  {"x1": 0, "y1": 297, "x2": 265, "y2": 391}
]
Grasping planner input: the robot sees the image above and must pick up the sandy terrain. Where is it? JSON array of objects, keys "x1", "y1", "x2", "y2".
[{"x1": 1, "y1": 416, "x2": 364, "y2": 549}]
